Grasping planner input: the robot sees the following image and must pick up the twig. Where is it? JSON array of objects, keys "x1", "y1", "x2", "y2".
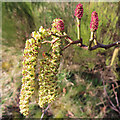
[
  {"x1": 89, "y1": 41, "x2": 120, "y2": 50},
  {"x1": 42, "y1": 38, "x2": 60, "y2": 44},
  {"x1": 51, "y1": 33, "x2": 74, "y2": 43},
  {"x1": 42, "y1": 40, "x2": 52, "y2": 44},
  {"x1": 103, "y1": 80, "x2": 115, "y2": 108},
  {"x1": 102, "y1": 77, "x2": 120, "y2": 114},
  {"x1": 51, "y1": 33, "x2": 68, "y2": 39},
  {"x1": 52, "y1": 34, "x2": 120, "y2": 51},
  {"x1": 112, "y1": 84, "x2": 120, "y2": 108},
  {"x1": 96, "y1": 100, "x2": 107, "y2": 106},
  {"x1": 40, "y1": 104, "x2": 51, "y2": 120},
  {"x1": 62, "y1": 43, "x2": 72, "y2": 51},
  {"x1": 43, "y1": 33, "x2": 120, "y2": 51},
  {"x1": 65, "y1": 35, "x2": 74, "y2": 43}
]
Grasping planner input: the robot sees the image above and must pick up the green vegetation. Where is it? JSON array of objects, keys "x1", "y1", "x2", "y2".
[{"x1": 2, "y1": 2, "x2": 120, "y2": 119}]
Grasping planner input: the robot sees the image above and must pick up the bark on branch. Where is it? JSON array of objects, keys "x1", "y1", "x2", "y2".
[{"x1": 51, "y1": 33, "x2": 120, "y2": 51}]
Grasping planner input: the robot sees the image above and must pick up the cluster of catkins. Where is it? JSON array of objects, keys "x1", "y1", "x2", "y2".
[
  {"x1": 38, "y1": 18, "x2": 64, "y2": 107},
  {"x1": 19, "y1": 18, "x2": 64, "y2": 116},
  {"x1": 19, "y1": 27, "x2": 51, "y2": 116},
  {"x1": 19, "y1": 3, "x2": 99, "y2": 117}
]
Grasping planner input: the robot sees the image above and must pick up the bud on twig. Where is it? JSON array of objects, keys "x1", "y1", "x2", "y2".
[
  {"x1": 90, "y1": 11, "x2": 99, "y2": 32},
  {"x1": 52, "y1": 18, "x2": 64, "y2": 32},
  {"x1": 74, "y1": 3, "x2": 83, "y2": 20}
]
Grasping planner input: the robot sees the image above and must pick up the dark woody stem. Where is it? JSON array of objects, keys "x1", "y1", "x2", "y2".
[
  {"x1": 47, "y1": 33, "x2": 120, "y2": 51},
  {"x1": 89, "y1": 41, "x2": 120, "y2": 50},
  {"x1": 77, "y1": 40, "x2": 120, "y2": 51}
]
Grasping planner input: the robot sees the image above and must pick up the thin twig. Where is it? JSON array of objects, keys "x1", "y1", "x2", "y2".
[
  {"x1": 40, "y1": 104, "x2": 51, "y2": 120},
  {"x1": 42, "y1": 40, "x2": 52, "y2": 44},
  {"x1": 51, "y1": 33, "x2": 68, "y2": 39},
  {"x1": 103, "y1": 79, "x2": 116, "y2": 108},
  {"x1": 62, "y1": 43, "x2": 72, "y2": 51},
  {"x1": 102, "y1": 77, "x2": 120, "y2": 114},
  {"x1": 42, "y1": 38, "x2": 60, "y2": 45},
  {"x1": 112, "y1": 84, "x2": 119, "y2": 107}
]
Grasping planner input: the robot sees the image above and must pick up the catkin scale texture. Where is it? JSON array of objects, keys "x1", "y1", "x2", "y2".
[
  {"x1": 38, "y1": 19, "x2": 64, "y2": 108},
  {"x1": 38, "y1": 39, "x2": 61, "y2": 108},
  {"x1": 19, "y1": 37, "x2": 39, "y2": 116},
  {"x1": 19, "y1": 27, "x2": 50, "y2": 116},
  {"x1": 19, "y1": 21, "x2": 63, "y2": 116}
]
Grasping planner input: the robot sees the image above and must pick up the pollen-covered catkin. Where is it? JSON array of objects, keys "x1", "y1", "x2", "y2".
[
  {"x1": 38, "y1": 39, "x2": 61, "y2": 108},
  {"x1": 19, "y1": 38, "x2": 39, "y2": 116},
  {"x1": 38, "y1": 18, "x2": 64, "y2": 107},
  {"x1": 19, "y1": 27, "x2": 50, "y2": 116},
  {"x1": 19, "y1": 35, "x2": 41, "y2": 116}
]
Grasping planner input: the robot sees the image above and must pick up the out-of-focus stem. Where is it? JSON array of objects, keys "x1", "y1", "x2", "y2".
[
  {"x1": 110, "y1": 47, "x2": 119, "y2": 66},
  {"x1": 93, "y1": 31, "x2": 97, "y2": 45},
  {"x1": 77, "y1": 17, "x2": 81, "y2": 40},
  {"x1": 40, "y1": 104, "x2": 51, "y2": 120},
  {"x1": 89, "y1": 31, "x2": 94, "y2": 49}
]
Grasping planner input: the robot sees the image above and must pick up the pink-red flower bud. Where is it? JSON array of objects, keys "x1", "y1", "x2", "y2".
[
  {"x1": 52, "y1": 18, "x2": 64, "y2": 31},
  {"x1": 74, "y1": 3, "x2": 83, "y2": 20},
  {"x1": 90, "y1": 11, "x2": 99, "y2": 32}
]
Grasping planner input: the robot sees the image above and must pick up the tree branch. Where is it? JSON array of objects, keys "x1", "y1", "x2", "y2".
[
  {"x1": 50, "y1": 33, "x2": 120, "y2": 51},
  {"x1": 63, "y1": 38, "x2": 120, "y2": 51},
  {"x1": 89, "y1": 41, "x2": 120, "y2": 50}
]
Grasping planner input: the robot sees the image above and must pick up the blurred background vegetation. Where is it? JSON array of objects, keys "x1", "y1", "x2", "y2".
[{"x1": 1, "y1": 2, "x2": 120, "y2": 119}]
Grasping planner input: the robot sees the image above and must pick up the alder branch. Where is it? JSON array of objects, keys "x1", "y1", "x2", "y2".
[
  {"x1": 51, "y1": 33, "x2": 74, "y2": 43},
  {"x1": 50, "y1": 33, "x2": 120, "y2": 51},
  {"x1": 61, "y1": 39, "x2": 83, "y2": 50},
  {"x1": 88, "y1": 41, "x2": 120, "y2": 50}
]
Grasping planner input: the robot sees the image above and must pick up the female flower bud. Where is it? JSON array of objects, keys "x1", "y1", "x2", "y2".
[
  {"x1": 74, "y1": 3, "x2": 83, "y2": 20},
  {"x1": 52, "y1": 18, "x2": 64, "y2": 32},
  {"x1": 90, "y1": 11, "x2": 99, "y2": 32}
]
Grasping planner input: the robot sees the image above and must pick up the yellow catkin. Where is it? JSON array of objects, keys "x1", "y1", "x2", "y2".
[
  {"x1": 38, "y1": 40, "x2": 61, "y2": 108},
  {"x1": 19, "y1": 19, "x2": 64, "y2": 115},
  {"x1": 19, "y1": 26, "x2": 50, "y2": 116},
  {"x1": 38, "y1": 18, "x2": 64, "y2": 107}
]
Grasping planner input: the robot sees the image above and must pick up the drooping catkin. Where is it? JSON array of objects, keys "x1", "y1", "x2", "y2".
[
  {"x1": 19, "y1": 37, "x2": 39, "y2": 116},
  {"x1": 19, "y1": 18, "x2": 64, "y2": 115},
  {"x1": 38, "y1": 18, "x2": 64, "y2": 108},
  {"x1": 38, "y1": 39, "x2": 61, "y2": 108},
  {"x1": 19, "y1": 26, "x2": 50, "y2": 116}
]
